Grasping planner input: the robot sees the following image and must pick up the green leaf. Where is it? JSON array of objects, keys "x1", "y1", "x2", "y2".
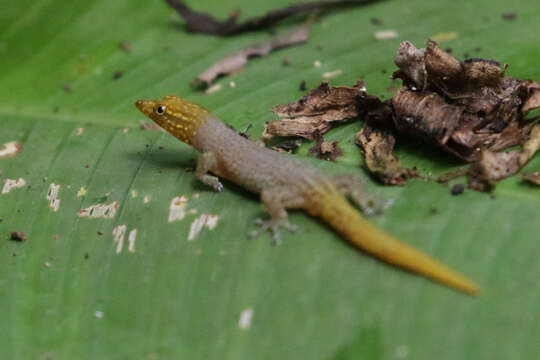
[{"x1": 1, "y1": 1, "x2": 539, "y2": 359}]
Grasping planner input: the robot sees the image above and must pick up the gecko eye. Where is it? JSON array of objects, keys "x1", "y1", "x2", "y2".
[{"x1": 155, "y1": 105, "x2": 166, "y2": 115}]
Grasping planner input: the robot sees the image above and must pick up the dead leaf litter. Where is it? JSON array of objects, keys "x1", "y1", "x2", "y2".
[{"x1": 265, "y1": 40, "x2": 540, "y2": 191}]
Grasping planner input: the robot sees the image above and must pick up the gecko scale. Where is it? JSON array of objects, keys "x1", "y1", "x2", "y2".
[{"x1": 136, "y1": 95, "x2": 479, "y2": 294}]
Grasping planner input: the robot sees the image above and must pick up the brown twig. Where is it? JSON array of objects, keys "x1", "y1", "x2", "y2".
[{"x1": 165, "y1": 0, "x2": 388, "y2": 36}]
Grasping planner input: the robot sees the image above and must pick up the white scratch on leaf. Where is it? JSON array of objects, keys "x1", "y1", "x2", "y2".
[
  {"x1": 113, "y1": 225, "x2": 127, "y2": 254},
  {"x1": 77, "y1": 201, "x2": 118, "y2": 219},
  {"x1": 168, "y1": 196, "x2": 188, "y2": 222},
  {"x1": 128, "y1": 229, "x2": 137, "y2": 253},
  {"x1": 188, "y1": 214, "x2": 219, "y2": 241},
  {"x1": 113, "y1": 225, "x2": 137, "y2": 254},
  {"x1": 46, "y1": 183, "x2": 61, "y2": 211},
  {"x1": 395, "y1": 345, "x2": 409, "y2": 359},
  {"x1": 0, "y1": 141, "x2": 23, "y2": 158},
  {"x1": 238, "y1": 308, "x2": 254, "y2": 330},
  {"x1": 2, "y1": 178, "x2": 26, "y2": 194}
]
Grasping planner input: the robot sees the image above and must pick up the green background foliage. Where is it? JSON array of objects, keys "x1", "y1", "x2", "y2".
[{"x1": 1, "y1": 0, "x2": 539, "y2": 359}]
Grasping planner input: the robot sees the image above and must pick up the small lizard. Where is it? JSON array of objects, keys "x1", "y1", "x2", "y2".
[{"x1": 136, "y1": 95, "x2": 479, "y2": 294}]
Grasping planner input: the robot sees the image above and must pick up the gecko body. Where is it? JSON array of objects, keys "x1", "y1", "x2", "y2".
[{"x1": 136, "y1": 95, "x2": 479, "y2": 294}]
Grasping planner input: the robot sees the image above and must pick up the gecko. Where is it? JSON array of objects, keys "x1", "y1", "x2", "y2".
[{"x1": 136, "y1": 95, "x2": 479, "y2": 295}]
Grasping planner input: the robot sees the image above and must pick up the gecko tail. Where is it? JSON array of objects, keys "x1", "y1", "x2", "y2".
[{"x1": 306, "y1": 188, "x2": 480, "y2": 295}]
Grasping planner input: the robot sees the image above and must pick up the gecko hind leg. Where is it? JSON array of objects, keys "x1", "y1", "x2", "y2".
[
  {"x1": 332, "y1": 174, "x2": 393, "y2": 215},
  {"x1": 248, "y1": 186, "x2": 305, "y2": 245}
]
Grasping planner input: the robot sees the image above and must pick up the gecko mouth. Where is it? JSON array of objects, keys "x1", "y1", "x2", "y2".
[{"x1": 135, "y1": 100, "x2": 153, "y2": 116}]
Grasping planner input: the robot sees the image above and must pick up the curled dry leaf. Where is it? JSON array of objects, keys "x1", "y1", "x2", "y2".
[
  {"x1": 355, "y1": 126, "x2": 418, "y2": 185},
  {"x1": 467, "y1": 125, "x2": 540, "y2": 191},
  {"x1": 196, "y1": 23, "x2": 310, "y2": 86},
  {"x1": 265, "y1": 80, "x2": 368, "y2": 140}
]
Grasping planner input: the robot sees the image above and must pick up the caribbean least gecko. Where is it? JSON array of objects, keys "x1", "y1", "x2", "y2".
[{"x1": 136, "y1": 95, "x2": 479, "y2": 294}]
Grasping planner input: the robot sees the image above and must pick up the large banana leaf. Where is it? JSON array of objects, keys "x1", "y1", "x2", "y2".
[{"x1": 1, "y1": 0, "x2": 539, "y2": 359}]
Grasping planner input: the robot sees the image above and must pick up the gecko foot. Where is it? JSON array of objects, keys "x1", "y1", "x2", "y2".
[
  {"x1": 200, "y1": 175, "x2": 223, "y2": 192},
  {"x1": 248, "y1": 218, "x2": 298, "y2": 246}
]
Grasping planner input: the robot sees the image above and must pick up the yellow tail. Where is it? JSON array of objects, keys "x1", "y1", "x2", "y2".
[{"x1": 305, "y1": 186, "x2": 480, "y2": 295}]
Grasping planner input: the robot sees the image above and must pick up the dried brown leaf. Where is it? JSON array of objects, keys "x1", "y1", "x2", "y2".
[
  {"x1": 265, "y1": 80, "x2": 367, "y2": 140},
  {"x1": 355, "y1": 126, "x2": 418, "y2": 185}
]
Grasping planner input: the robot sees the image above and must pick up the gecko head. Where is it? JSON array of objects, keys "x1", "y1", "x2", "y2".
[{"x1": 135, "y1": 95, "x2": 210, "y2": 144}]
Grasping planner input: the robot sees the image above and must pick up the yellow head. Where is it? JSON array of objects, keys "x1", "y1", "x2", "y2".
[{"x1": 135, "y1": 95, "x2": 210, "y2": 145}]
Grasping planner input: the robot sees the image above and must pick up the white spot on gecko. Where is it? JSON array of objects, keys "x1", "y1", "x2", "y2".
[
  {"x1": 77, "y1": 201, "x2": 118, "y2": 219},
  {"x1": 168, "y1": 196, "x2": 188, "y2": 222},
  {"x1": 238, "y1": 308, "x2": 254, "y2": 330},
  {"x1": 74, "y1": 127, "x2": 85, "y2": 136},
  {"x1": 46, "y1": 183, "x2": 61, "y2": 211},
  {"x1": 0, "y1": 141, "x2": 23, "y2": 158},
  {"x1": 143, "y1": 195, "x2": 151, "y2": 203},
  {"x1": 187, "y1": 214, "x2": 219, "y2": 241},
  {"x1": 131, "y1": 190, "x2": 138, "y2": 198},
  {"x1": 1, "y1": 178, "x2": 26, "y2": 194}
]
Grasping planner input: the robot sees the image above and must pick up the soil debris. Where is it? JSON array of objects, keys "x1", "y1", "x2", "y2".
[
  {"x1": 118, "y1": 40, "x2": 132, "y2": 53},
  {"x1": 299, "y1": 80, "x2": 307, "y2": 91},
  {"x1": 195, "y1": 23, "x2": 310, "y2": 87},
  {"x1": 63, "y1": 84, "x2": 73, "y2": 93},
  {"x1": 522, "y1": 171, "x2": 540, "y2": 186},
  {"x1": 271, "y1": 139, "x2": 302, "y2": 153},
  {"x1": 308, "y1": 133, "x2": 343, "y2": 161},
  {"x1": 112, "y1": 71, "x2": 124, "y2": 80},
  {"x1": 0, "y1": 141, "x2": 23, "y2": 159},
  {"x1": 355, "y1": 126, "x2": 418, "y2": 185},
  {"x1": 165, "y1": 0, "x2": 387, "y2": 36},
  {"x1": 265, "y1": 80, "x2": 367, "y2": 140},
  {"x1": 10, "y1": 231, "x2": 26, "y2": 242},
  {"x1": 450, "y1": 183, "x2": 465, "y2": 195},
  {"x1": 370, "y1": 17, "x2": 383, "y2": 25},
  {"x1": 501, "y1": 13, "x2": 517, "y2": 21}
]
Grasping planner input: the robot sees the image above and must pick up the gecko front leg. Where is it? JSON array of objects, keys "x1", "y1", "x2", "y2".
[
  {"x1": 196, "y1": 152, "x2": 223, "y2": 191},
  {"x1": 249, "y1": 186, "x2": 305, "y2": 245}
]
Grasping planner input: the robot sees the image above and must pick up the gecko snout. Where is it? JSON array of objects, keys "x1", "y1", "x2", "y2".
[{"x1": 135, "y1": 100, "x2": 153, "y2": 116}]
